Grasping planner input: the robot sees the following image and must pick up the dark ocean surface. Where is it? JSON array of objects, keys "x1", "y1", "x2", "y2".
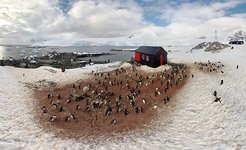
[{"x1": 0, "y1": 45, "x2": 137, "y2": 62}]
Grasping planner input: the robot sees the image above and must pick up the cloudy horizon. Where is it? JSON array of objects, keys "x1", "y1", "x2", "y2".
[{"x1": 0, "y1": 0, "x2": 245, "y2": 46}]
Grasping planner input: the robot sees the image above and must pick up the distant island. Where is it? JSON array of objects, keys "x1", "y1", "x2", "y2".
[{"x1": 110, "y1": 48, "x2": 136, "y2": 52}]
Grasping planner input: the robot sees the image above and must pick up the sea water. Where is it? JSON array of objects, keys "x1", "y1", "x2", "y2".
[{"x1": 0, "y1": 45, "x2": 136, "y2": 62}]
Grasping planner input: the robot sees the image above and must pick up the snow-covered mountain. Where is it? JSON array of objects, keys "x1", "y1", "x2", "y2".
[
  {"x1": 227, "y1": 30, "x2": 246, "y2": 42},
  {"x1": 30, "y1": 37, "x2": 47, "y2": 45},
  {"x1": 72, "y1": 40, "x2": 102, "y2": 47}
]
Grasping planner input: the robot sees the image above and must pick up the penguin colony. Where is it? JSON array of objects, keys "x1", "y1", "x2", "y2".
[{"x1": 36, "y1": 63, "x2": 189, "y2": 136}]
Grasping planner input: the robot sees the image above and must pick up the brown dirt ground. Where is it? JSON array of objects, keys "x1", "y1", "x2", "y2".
[{"x1": 34, "y1": 63, "x2": 190, "y2": 139}]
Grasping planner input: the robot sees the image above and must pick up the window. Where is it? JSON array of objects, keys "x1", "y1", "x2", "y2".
[
  {"x1": 142, "y1": 54, "x2": 145, "y2": 60},
  {"x1": 146, "y1": 55, "x2": 149, "y2": 61}
]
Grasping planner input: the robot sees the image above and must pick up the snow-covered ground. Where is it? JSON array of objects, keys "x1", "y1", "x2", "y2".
[{"x1": 0, "y1": 45, "x2": 246, "y2": 149}]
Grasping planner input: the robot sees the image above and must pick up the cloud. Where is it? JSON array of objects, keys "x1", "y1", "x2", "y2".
[
  {"x1": 63, "y1": 0, "x2": 145, "y2": 38},
  {"x1": 0, "y1": 0, "x2": 146, "y2": 44},
  {"x1": 133, "y1": 0, "x2": 246, "y2": 45},
  {"x1": 0, "y1": 0, "x2": 62, "y2": 44},
  {"x1": 0, "y1": 0, "x2": 245, "y2": 46},
  {"x1": 159, "y1": 0, "x2": 243, "y2": 23}
]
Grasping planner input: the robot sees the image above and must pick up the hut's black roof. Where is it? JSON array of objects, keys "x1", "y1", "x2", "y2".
[{"x1": 136, "y1": 46, "x2": 167, "y2": 55}]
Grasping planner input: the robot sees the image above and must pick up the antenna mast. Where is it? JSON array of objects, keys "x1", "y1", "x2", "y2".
[{"x1": 214, "y1": 30, "x2": 218, "y2": 42}]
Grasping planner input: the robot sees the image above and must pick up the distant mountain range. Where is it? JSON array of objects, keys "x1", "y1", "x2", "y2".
[
  {"x1": 3, "y1": 31, "x2": 244, "y2": 47},
  {"x1": 72, "y1": 40, "x2": 103, "y2": 46},
  {"x1": 30, "y1": 37, "x2": 47, "y2": 45}
]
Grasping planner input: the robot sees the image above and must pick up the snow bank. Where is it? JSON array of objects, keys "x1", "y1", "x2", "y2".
[
  {"x1": 1, "y1": 45, "x2": 246, "y2": 149},
  {"x1": 119, "y1": 62, "x2": 132, "y2": 68},
  {"x1": 6, "y1": 61, "x2": 122, "y2": 88},
  {"x1": 139, "y1": 64, "x2": 171, "y2": 73}
]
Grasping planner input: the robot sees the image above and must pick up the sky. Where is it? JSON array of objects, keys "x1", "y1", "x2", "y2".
[{"x1": 0, "y1": 0, "x2": 245, "y2": 46}]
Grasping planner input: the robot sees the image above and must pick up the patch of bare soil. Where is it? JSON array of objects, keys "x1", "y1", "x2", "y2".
[{"x1": 34, "y1": 63, "x2": 189, "y2": 139}]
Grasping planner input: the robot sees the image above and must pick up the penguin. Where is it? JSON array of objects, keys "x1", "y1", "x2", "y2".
[
  {"x1": 66, "y1": 98, "x2": 71, "y2": 104},
  {"x1": 76, "y1": 105, "x2": 80, "y2": 111},
  {"x1": 124, "y1": 109, "x2": 129, "y2": 116},
  {"x1": 59, "y1": 106, "x2": 64, "y2": 112},
  {"x1": 213, "y1": 91, "x2": 217, "y2": 97},
  {"x1": 41, "y1": 106, "x2": 47, "y2": 113},
  {"x1": 111, "y1": 119, "x2": 117, "y2": 125},
  {"x1": 50, "y1": 115, "x2": 56, "y2": 122},
  {"x1": 83, "y1": 106, "x2": 90, "y2": 112},
  {"x1": 213, "y1": 97, "x2": 221, "y2": 103},
  {"x1": 140, "y1": 107, "x2": 143, "y2": 113},
  {"x1": 135, "y1": 107, "x2": 140, "y2": 113},
  {"x1": 53, "y1": 104, "x2": 58, "y2": 109}
]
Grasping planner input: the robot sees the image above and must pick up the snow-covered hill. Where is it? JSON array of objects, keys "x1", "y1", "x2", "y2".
[{"x1": 189, "y1": 42, "x2": 231, "y2": 53}]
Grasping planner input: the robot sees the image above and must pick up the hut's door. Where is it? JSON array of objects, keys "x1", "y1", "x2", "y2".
[
  {"x1": 160, "y1": 55, "x2": 163, "y2": 65},
  {"x1": 135, "y1": 52, "x2": 140, "y2": 62}
]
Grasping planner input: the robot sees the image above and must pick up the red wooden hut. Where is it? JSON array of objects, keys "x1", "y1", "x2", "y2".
[{"x1": 135, "y1": 46, "x2": 168, "y2": 68}]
